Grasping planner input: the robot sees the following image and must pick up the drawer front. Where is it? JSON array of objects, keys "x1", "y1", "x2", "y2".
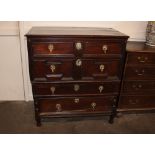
[
  {"x1": 81, "y1": 59, "x2": 121, "y2": 80},
  {"x1": 32, "y1": 59, "x2": 74, "y2": 81},
  {"x1": 32, "y1": 81, "x2": 120, "y2": 96},
  {"x1": 32, "y1": 42, "x2": 74, "y2": 55},
  {"x1": 84, "y1": 41, "x2": 122, "y2": 55},
  {"x1": 124, "y1": 66, "x2": 155, "y2": 80},
  {"x1": 119, "y1": 95, "x2": 155, "y2": 110},
  {"x1": 38, "y1": 96, "x2": 116, "y2": 114},
  {"x1": 31, "y1": 58, "x2": 121, "y2": 81},
  {"x1": 123, "y1": 81, "x2": 155, "y2": 93},
  {"x1": 127, "y1": 53, "x2": 155, "y2": 65}
]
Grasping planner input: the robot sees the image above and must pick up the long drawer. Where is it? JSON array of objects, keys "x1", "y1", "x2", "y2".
[
  {"x1": 31, "y1": 58, "x2": 121, "y2": 81},
  {"x1": 30, "y1": 40, "x2": 122, "y2": 57},
  {"x1": 37, "y1": 96, "x2": 117, "y2": 114},
  {"x1": 118, "y1": 95, "x2": 155, "y2": 110},
  {"x1": 32, "y1": 81, "x2": 120, "y2": 96},
  {"x1": 123, "y1": 80, "x2": 155, "y2": 93},
  {"x1": 127, "y1": 52, "x2": 155, "y2": 65},
  {"x1": 124, "y1": 66, "x2": 155, "y2": 80}
]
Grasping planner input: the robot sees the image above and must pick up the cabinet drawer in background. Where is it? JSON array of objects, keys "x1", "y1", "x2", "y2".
[
  {"x1": 123, "y1": 81, "x2": 155, "y2": 93},
  {"x1": 127, "y1": 53, "x2": 155, "y2": 65},
  {"x1": 124, "y1": 66, "x2": 155, "y2": 80},
  {"x1": 118, "y1": 95, "x2": 155, "y2": 110}
]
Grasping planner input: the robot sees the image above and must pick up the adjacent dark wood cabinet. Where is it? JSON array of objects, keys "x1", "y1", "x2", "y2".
[
  {"x1": 26, "y1": 27, "x2": 128, "y2": 126},
  {"x1": 118, "y1": 41, "x2": 155, "y2": 113}
]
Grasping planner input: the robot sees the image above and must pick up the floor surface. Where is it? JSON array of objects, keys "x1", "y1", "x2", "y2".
[{"x1": 0, "y1": 101, "x2": 155, "y2": 134}]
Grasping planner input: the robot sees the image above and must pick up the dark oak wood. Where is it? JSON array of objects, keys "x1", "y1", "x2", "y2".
[
  {"x1": 26, "y1": 27, "x2": 128, "y2": 126},
  {"x1": 32, "y1": 81, "x2": 120, "y2": 96},
  {"x1": 38, "y1": 96, "x2": 116, "y2": 114},
  {"x1": 118, "y1": 41, "x2": 155, "y2": 113}
]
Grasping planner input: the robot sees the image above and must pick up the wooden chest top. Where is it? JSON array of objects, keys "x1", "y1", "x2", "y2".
[{"x1": 26, "y1": 27, "x2": 129, "y2": 38}]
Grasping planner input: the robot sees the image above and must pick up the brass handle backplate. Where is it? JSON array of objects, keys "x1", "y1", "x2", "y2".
[
  {"x1": 56, "y1": 104, "x2": 61, "y2": 112},
  {"x1": 91, "y1": 102, "x2": 96, "y2": 110},
  {"x1": 50, "y1": 65, "x2": 56, "y2": 73},
  {"x1": 75, "y1": 42, "x2": 82, "y2": 50},
  {"x1": 129, "y1": 99, "x2": 139, "y2": 105},
  {"x1": 102, "y1": 45, "x2": 108, "y2": 54},
  {"x1": 132, "y1": 84, "x2": 142, "y2": 90},
  {"x1": 99, "y1": 85, "x2": 104, "y2": 93},
  {"x1": 74, "y1": 98, "x2": 79, "y2": 103},
  {"x1": 137, "y1": 56, "x2": 148, "y2": 63},
  {"x1": 48, "y1": 44, "x2": 54, "y2": 53},
  {"x1": 50, "y1": 86, "x2": 55, "y2": 94},
  {"x1": 135, "y1": 69, "x2": 145, "y2": 76},
  {"x1": 100, "y1": 64, "x2": 105, "y2": 72}
]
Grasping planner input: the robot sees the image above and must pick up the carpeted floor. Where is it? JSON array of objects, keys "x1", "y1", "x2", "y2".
[{"x1": 0, "y1": 101, "x2": 155, "y2": 133}]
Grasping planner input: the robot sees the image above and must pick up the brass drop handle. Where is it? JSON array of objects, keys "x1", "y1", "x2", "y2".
[
  {"x1": 137, "y1": 56, "x2": 148, "y2": 63},
  {"x1": 91, "y1": 102, "x2": 96, "y2": 110},
  {"x1": 74, "y1": 98, "x2": 79, "y2": 103},
  {"x1": 74, "y1": 84, "x2": 80, "y2": 92},
  {"x1": 135, "y1": 69, "x2": 145, "y2": 76},
  {"x1": 102, "y1": 45, "x2": 108, "y2": 54},
  {"x1": 56, "y1": 104, "x2": 61, "y2": 112},
  {"x1": 129, "y1": 99, "x2": 139, "y2": 105},
  {"x1": 132, "y1": 84, "x2": 142, "y2": 90},
  {"x1": 75, "y1": 59, "x2": 82, "y2": 67},
  {"x1": 75, "y1": 42, "x2": 82, "y2": 50},
  {"x1": 100, "y1": 64, "x2": 105, "y2": 72},
  {"x1": 99, "y1": 85, "x2": 104, "y2": 93},
  {"x1": 50, "y1": 86, "x2": 55, "y2": 94},
  {"x1": 50, "y1": 65, "x2": 56, "y2": 73},
  {"x1": 48, "y1": 44, "x2": 54, "y2": 53}
]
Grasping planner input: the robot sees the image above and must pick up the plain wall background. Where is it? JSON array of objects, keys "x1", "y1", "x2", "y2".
[{"x1": 0, "y1": 21, "x2": 148, "y2": 101}]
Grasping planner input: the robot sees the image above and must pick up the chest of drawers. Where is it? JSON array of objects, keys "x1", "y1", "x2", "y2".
[
  {"x1": 26, "y1": 27, "x2": 128, "y2": 126},
  {"x1": 118, "y1": 41, "x2": 155, "y2": 113}
]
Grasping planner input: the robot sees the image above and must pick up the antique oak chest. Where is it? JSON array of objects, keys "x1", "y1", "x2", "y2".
[{"x1": 26, "y1": 27, "x2": 129, "y2": 126}]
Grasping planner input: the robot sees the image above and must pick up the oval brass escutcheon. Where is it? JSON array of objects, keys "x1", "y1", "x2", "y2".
[
  {"x1": 75, "y1": 42, "x2": 82, "y2": 50},
  {"x1": 75, "y1": 59, "x2": 82, "y2": 67}
]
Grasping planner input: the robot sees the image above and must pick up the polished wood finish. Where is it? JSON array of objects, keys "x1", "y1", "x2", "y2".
[
  {"x1": 26, "y1": 27, "x2": 128, "y2": 126},
  {"x1": 118, "y1": 41, "x2": 155, "y2": 113}
]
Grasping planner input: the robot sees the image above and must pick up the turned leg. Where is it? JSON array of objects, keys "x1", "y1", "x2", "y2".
[
  {"x1": 34, "y1": 100, "x2": 41, "y2": 127},
  {"x1": 36, "y1": 118, "x2": 41, "y2": 127},
  {"x1": 109, "y1": 99, "x2": 117, "y2": 124}
]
